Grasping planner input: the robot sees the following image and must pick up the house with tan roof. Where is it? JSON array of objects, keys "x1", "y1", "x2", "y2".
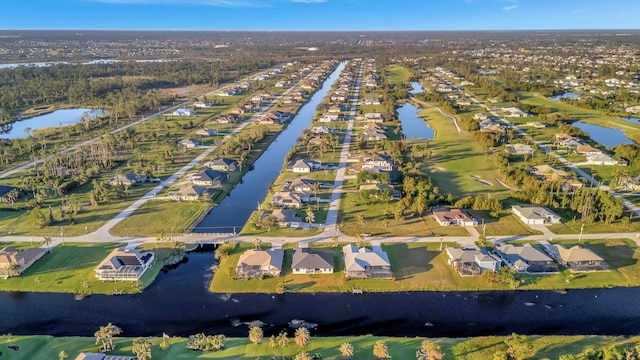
[
  {"x1": 529, "y1": 165, "x2": 567, "y2": 181},
  {"x1": 445, "y1": 247, "x2": 501, "y2": 276},
  {"x1": 549, "y1": 245, "x2": 607, "y2": 272},
  {"x1": 343, "y1": 244, "x2": 392, "y2": 279},
  {"x1": 494, "y1": 243, "x2": 557, "y2": 273},
  {"x1": 0, "y1": 247, "x2": 47, "y2": 278},
  {"x1": 235, "y1": 249, "x2": 285, "y2": 278}
]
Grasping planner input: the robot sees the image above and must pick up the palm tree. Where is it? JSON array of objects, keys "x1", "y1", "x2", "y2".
[
  {"x1": 416, "y1": 340, "x2": 443, "y2": 360},
  {"x1": 294, "y1": 327, "x2": 310, "y2": 347},
  {"x1": 58, "y1": 350, "x2": 69, "y2": 360},
  {"x1": 305, "y1": 207, "x2": 315, "y2": 224},
  {"x1": 132, "y1": 337, "x2": 152, "y2": 360},
  {"x1": 248, "y1": 326, "x2": 263, "y2": 345},
  {"x1": 94, "y1": 323, "x2": 122, "y2": 352},
  {"x1": 277, "y1": 331, "x2": 289, "y2": 348},
  {"x1": 268, "y1": 335, "x2": 277, "y2": 349},
  {"x1": 339, "y1": 342, "x2": 354, "y2": 358},
  {"x1": 373, "y1": 340, "x2": 391, "y2": 359},
  {"x1": 252, "y1": 237, "x2": 262, "y2": 250},
  {"x1": 6, "y1": 262, "x2": 21, "y2": 277},
  {"x1": 294, "y1": 351, "x2": 312, "y2": 360},
  {"x1": 43, "y1": 236, "x2": 53, "y2": 249}
]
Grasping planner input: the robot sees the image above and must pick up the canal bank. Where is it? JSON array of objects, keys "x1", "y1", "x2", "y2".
[{"x1": 192, "y1": 61, "x2": 346, "y2": 234}]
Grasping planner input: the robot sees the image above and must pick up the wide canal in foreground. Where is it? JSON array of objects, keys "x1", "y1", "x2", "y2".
[
  {"x1": 192, "y1": 62, "x2": 346, "y2": 234},
  {"x1": 1, "y1": 250, "x2": 640, "y2": 337}
]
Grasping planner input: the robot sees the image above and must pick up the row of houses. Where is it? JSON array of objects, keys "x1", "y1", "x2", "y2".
[
  {"x1": 235, "y1": 245, "x2": 392, "y2": 280},
  {"x1": 554, "y1": 133, "x2": 622, "y2": 165},
  {"x1": 433, "y1": 205, "x2": 562, "y2": 227}
]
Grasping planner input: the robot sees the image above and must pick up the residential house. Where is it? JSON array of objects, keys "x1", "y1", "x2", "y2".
[
  {"x1": 328, "y1": 105, "x2": 342, "y2": 113},
  {"x1": 318, "y1": 113, "x2": 340, "y2": 123},
  {"x1": 432, "y1": 207, "x2": 478, "y2": 227},
  {"x1": 256, "y1": 111, "x2": 291, "y2": 125},
  {"x1": 257, "y1": 209, "x2": 301, "y2": 227},
  {"x1": 172, "y1": 108, "x2": 194, "y2": 116},
  {"x1": 522, "y1": 121, "x2": 547, "y2": 128},
  {"x1": 177, "y1": 138, "x2": 200, "y2": 148},
  {"x1": 505, "y1": 143, "x2": 535, "y2": 156},
  {"x1": 311, "y1": 126, "x2": 337, "y2": 135},
  {"x1": 445, "y1": 247, "x2": 501, "y2": 276},
  {"x1": 193, "y1": 100, "x2": 212, "y2": 108},
  {"x1": 473, "y1": 113, "x2": 489, "y2": 121},
  {"x1": 364, "y1": 97, "x2": 383, "y2": 105},
  {"x1": 108, "y1": 173, "x2": 138, "y2": 187},
  {"x1": 586, "y1": 153, "x2": 620, "y2": 166},
  {"x1": 168, "y1": 185, "x2": 213, "y2": 201},
  {"x1": 291, "y1": 248, "x2": 334, "y2": 274},
  {"x1": 494, "y1": 243, "x2": 557, "y2": 273},
  {"x1": 75, "y1": 353, "x2": 136, "y2": 360},
  {"x1": 95, "y1": 247, "x2": 155, "y2": 281},
  {"x1": 0, "y1": 247, "x2": 47, "y2": 278},
  {"x1": 576, "y1": 145, "x2": 603, "y2": 156},
  {"x1": 364, "y1": 128, "x2": 388, "y2": 141},
  {"x1": 512, "y1": 205, "x2": 562, "y2": 225},
  {"x1": 270, "y1": 191, "x2": 309, "y2": 208},
  {"x1": 502, "y1": 107, "x2": 530, "y2": 118},
  {"x1": 213, "y1": 114, "x2": 240, "y2": 124},
  {"x1": 235, "y1": 249, "x2": 285, "y2": 278},
  {"x1": 289, "y1": 158, "x2": 322, "y2": 173},
  {"x1": 529, "y1": 165, "x2": 567, "y2": 181},
  {"x1": 192, "y1": 168, "x2": 228, "y2": 187},
  {"x1": 196, "y1": 128, "x2": 217, "y2": 137},
  {"x1": 358, "y1": 183, "x2": 401, "y2": 200},
  {"x1": 436, "y1": 83, "x2": 454, "y2": 92},
  {"x1": 206, "y1": 158, "x2": 239, "y2": 172},
  {"x1": 343, "y1": 244, "x2": 392, "y2": 279},
  {"x1": 362, "y1": 153, "x2": 394, "y2": 172},
  {"x1": 549, "y1": 245, "x2": 608, "y2": 272},
  {"x1": 364, "y1": 113, "x2": 385, "y2": 122},
  {"x1": 285, "y1": 177, "x2": 317, "y2": 193}
]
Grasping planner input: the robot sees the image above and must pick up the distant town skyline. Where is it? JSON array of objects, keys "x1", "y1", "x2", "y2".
[{"x1": 0, "y1": 0, "x2": 639, "y2": 31}]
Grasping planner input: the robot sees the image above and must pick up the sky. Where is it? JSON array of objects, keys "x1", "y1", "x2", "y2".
[{"x1": 0, "y1": 0, "x2": 639, "y2": 31}]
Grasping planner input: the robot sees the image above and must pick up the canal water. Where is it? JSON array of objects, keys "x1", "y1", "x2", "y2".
[
  {"x1": 573, "y1": 122, "x2": 634, "y2": 148},
  {"x1": 2, "y1": 250, "x2": 640, "y2": 338},
  {"x1": 409, "y1": 81, "x2": 424, "y2": 94},
  {"x1": 192, "y1": 62, "x2": 346, "y2": 233},
  {"x1": 1, "y1": 108, "x2": 106, "y2": 139}
]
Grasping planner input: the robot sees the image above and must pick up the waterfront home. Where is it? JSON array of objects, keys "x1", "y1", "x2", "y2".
[
  {"x1": 206, "y1": 157, "x2": 239, "y2": 172},
  {"x1": 289, "y1": 158, "x2": 322, "y2": 173},
  {"x1": 364, "y1": 112, "x2": 385, "y2": 122},
  {"x1": 505, "y1": 143, "x2": 535, "y2": 156},
  {"x1": 108, "y1": 173, "x2": 138, "y2": 187},
  {"x1": 235, "y1": 249, "x2": 285, "y2": 279},
  {"x1": 364, "y1": 128, "x2": 388, "y2": 141},
  {"x1": 75, "y1": 353, "x2": 136, "y2": 360},
  {"x1": 445, "y1": 247, "x2": 501, "y2": 276},
  {"x1": 432, "y1": 207, "x2": 478, "y2": 227},
  {"x1": 95, "y1": 247, "x2": 155, "y2": 281},
  {"x1": 192, "y1": 168, "x2": 228, "y2": 187},
  {"x1": 270, "y1": 191, "x2": 310, "y2": 208},
  {"x1": 168, "y1": 185, "x2": 213, "y2": 201},
  {"x1": 494, "y1": 244, "x2": 557, "y2": 273},
  {"x1": 576, "y1": 145, "x2": 602, "y2": 156},
  {"x1": 291, "y1": 248, "x2": 334, "y2": 274},
  {"x1": 529, "y1": 165, "x2": 567, "y2": 181},
  {"x1": 258, "y1": 209, "x2": 301, "y2": 227},
  {"x1": 586, "y1": 153, "x2": 620, "y2": 166},
  {"x1": 172, "y1": 108, "x2": 194, "y2": 116},
  {"x1": 512, "y1": 205, "x2": 562, "y2": 225},
  {"x1": 502, "y1": 106, "x2": 530, "y2": 118},
  {"x1": 0, "y1": 247, "x2": 47, "y2": 278},
  {"x1": 193, "y1": 100, "x2": 212, "y2": 108},
  {"x1": 196, "y1": 128, "x2": 217, "y2": 137},
  {"x1": 311, "y1": 126, "x2": 337, "y2": 134},
  {"x1": 285, "y1": 177, "x2": 317, "y2": 193},
  {"x1": 177, "y1": 138, "x2": 200, "y2": 148},
  {"x1": 212, "y1": 114, "x2": 240, "y2": 124},
  {"x1": 549, "y1": 245, "x2": 608, "y2": 272},
  {"x1": 343, "y1": 244, "x2": 392, "y2": 279}
]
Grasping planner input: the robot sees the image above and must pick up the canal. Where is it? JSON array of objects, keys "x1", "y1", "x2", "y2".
[
  {"x1": 2, "y1": 250, "x2": 640, "y2": 338},
  {"x1": 192, "y1": 61, "x2": 346, "y2": 233}
]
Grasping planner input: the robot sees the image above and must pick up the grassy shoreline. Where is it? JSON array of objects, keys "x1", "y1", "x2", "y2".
[{"x1": 2, "y1": 334, "x2": 639, "y2": 360}]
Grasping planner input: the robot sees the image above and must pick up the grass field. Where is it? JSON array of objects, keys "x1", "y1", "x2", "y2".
[
  {"x1": 4, "y1": 334, "x2": 640, "y2": 360},
  {"x1": 548, "y1": 214, "x2": 640, "y2": 234},
  {"x1": 469, "y1": 210, "x2": 543, "y2": 236},
  {"x1": 417, "y1": 108, "x2": 509, "y2": 198},
  {"x1": 110, "y1": 200, "x2": 210, "y2": 237},
  {"x1": 386, "y1": 65, "x2": 411, "y2": 85},
  {"x1": 0, "y1": 242, "x2": 173, "y2": 295}
]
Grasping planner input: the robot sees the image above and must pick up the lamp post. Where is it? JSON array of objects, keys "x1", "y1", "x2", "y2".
[
  {"x1": 60, "y1": 227, "x2": 64, "y2": 246},
  {"x1": 579, "y1": 223, "x2": 585, "y2": 244}
]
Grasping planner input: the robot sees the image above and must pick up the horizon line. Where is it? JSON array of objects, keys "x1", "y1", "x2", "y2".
[{"x1": 2, "y1": 28, "x2": 640, "y2": 32}]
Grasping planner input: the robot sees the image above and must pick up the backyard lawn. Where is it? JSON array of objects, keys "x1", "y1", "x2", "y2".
[
  {"x1": 110, "y1": 200, "x2": 210, "y2": 237},
  {"x1": 0, "y1": 242, "x2": 172, "y2": 294}
]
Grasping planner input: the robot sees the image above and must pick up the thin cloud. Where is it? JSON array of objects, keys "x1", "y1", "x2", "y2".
[
  {"x1": 503, "y1": 5, "x2": 518, "y2": 10},
  {"x1": 88, "y1": 0, "x2": 261, "y2": 6}
]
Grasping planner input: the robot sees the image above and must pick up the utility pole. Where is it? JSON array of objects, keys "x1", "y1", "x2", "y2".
[
  {"x1": 170, "y1": 227, "x2": 174, "y2": 242},
  {"x1": 579, "y1": 223, "x2": 585, "y2": 244},
  {"x1": 60, "y1": 227, "x2": 64, "y2": 246},
  {"x1": 233, "y1": 226, "x2": 237, "y2": 243}
]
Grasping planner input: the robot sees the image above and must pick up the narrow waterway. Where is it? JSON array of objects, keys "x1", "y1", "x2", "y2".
[
  {"x1": 397, "y1": 102, "x2": 434, "y2": 140},
  {"x1": 192, "y1": 62, "x2": 346, "y2": 233},
  {"x1": 2, "y1": 250, "x2": 640, "y2": 338}
]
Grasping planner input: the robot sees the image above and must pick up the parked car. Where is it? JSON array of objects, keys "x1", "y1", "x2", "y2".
[{"x1": 360, "y1": 233, "x2": 372, "y2": 237}]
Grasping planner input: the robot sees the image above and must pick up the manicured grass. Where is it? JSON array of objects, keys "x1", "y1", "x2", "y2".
[
  {"x1": 110, "y1": 200, "x2": 210, "y2": 237},
  {"x1": 417, "y1": 108, "x2": 509, "y2": 198},
  {"x1": 548, "y1": 215, "x2": 640, "y2": 234},
  {"x1": 6, "y1": 334, "x2": 640, "y2": 360},
  {"x1": 0, "y1": 242, "x2": 171, "y2": 295},
  {"x1": 387, "y1": 65, "x2": 411, "y2": 84},
  {"x1": 470, "y1": 211, "x2": 543, "y2": 236},
  {"x1": 519, "y1": 239, "x2": 640, "y2": 289}
]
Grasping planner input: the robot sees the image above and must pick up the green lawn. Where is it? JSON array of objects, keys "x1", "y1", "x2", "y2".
[
  {"x1": 387, "y1": 65, "x2": 411, "y2": 85},
  {"x1": 548, "y1": 214, "x2": 640, "y2": 234},
  {"x1": 5, "y1": 334, "x2": 640, "y2": 360},
  {"x1": 0, "y1": 242, "x2": 171, "y2": 295},
  {"x1": 469, "y1": 210, "x2": 543, "y2": 236},
  {"x1": 519, "y1": 239, "x2": 640, "y2": 289},
  {"x1": 110, "y1": 200, "x2": 210, "y2": 237},
  {"x1": 417, "y1": 108, "x2": 509, "y2": 198}
]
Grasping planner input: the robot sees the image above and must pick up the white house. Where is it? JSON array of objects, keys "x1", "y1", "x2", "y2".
[
  {"x1": 172, "y1": 108, "x2": 194, "y2": 116},
  {"x1": 512, "y1": 205, "x2": 561, "y2": 225}
]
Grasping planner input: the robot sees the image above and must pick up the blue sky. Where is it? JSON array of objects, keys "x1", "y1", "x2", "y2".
[{"x1": 0, "y1": 0, "x2": 638, "y2": 30}]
